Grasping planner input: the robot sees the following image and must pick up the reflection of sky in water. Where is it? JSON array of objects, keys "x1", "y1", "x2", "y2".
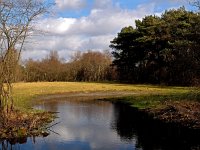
[
  {"x1": 2, "y1": 99, "x2": 199, "y2": 150},
  {"x1": 6, "y1": 100, "x2": 136, "y2": 150}
]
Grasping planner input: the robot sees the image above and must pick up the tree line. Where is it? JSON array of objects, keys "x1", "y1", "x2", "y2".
[
  {"x1": 110, "y1": 7, "x2": 200, "y2": 86},
  {"x1": 18, "y1": 50, "x2": 115, "y2": 82}
]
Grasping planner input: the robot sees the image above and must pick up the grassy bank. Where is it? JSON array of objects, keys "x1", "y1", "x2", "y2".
[
  {"x1": 10, "y1": 82, "x2": 200, "y2": 132},
  {"x1": 12, "y1": 82, "x2": 198, "y2": 109},
  {"x1": 103, "y1": 88, "x2": 200, "y2": 129},
  {"x1": 108, "y1": 91, "x2": 200, "y2": 109}
]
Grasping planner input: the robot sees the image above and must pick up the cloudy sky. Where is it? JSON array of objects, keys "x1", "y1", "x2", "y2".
[{"x1": 23, "y1": 0, "x2": 193, "y2": 61}]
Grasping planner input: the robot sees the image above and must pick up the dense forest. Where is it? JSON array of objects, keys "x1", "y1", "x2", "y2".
[
  {"x1": 110, "y1": 7, "x2": 200, "y2": 85},
  {"x1": 15, "y1": 7, "x2": 200, "y2": 86}
]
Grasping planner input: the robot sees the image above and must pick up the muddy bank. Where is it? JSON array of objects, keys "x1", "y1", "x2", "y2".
[
  {"x1": 35, "y1": 91, "x2": 136, "y2": 102},
  {"x1": 113, "y1": 99, "x2": 200, "y2": 130},
  {"x1": 147, "y1": 101, "x2": 200, "y2": 129}
]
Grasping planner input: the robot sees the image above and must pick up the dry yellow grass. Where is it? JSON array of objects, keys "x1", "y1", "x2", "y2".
[{"x1": 12, "y1": 82, "x2": 195, "y2": 109}]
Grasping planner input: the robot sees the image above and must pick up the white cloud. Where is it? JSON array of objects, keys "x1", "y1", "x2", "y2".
[
  {"x1": 55, "y1": 0, "x2": 86, "y2": 10},
  {"x1": 22, "y1": 50, "x2": 48, "y2": 60},
  {"x1": 81, "y1": 34, "x2": 115, "y2": 50},
  {"x1": 70, "y1": 3, "x2": 155, "y2": 36},
  {"x1": 23, "y1": 2, "x2": 156, "y2": 60},
  {"x1": 36, "y1": 17, "x2": 76, "y2": 35},
  {"x1": 93, "y1": 0, "x2": 113, "y2": 8}
]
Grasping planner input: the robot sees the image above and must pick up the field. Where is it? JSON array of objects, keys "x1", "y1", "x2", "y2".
[{"x1": 13, "y1": 82, "x2": 199, "y2": 109}]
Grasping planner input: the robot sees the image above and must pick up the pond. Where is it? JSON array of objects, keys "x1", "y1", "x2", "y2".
[{"x1": 1, "y1": 98, "x2": 200, "y2": 150}]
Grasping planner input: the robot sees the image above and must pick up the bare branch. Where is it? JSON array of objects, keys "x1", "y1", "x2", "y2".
[{"x1": 0, "y1": 0, "x2": 51, "y2": 112}]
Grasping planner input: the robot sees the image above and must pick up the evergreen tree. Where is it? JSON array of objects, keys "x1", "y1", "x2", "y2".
[{"x1": 110, "y1": 7, "x2": 200, "y2": 85}]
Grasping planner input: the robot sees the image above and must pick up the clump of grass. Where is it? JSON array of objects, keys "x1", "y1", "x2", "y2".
[{"x1": 0, "y1": 110, "x2": 55, "y2": 139}]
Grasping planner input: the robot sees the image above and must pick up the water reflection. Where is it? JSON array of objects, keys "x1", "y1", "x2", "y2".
[
  {"x1": 33, "y1": 99, "x2": 136, "y2": 150},
  {"x1": 0, "y1": 99, "x2": 200, "y2": 150},
  {"x1": 0, "y1": 137, "x2": 36, "y2": 150},
  {"x1": 112, "y1": 103, "x2": 200, "y2": 150}
]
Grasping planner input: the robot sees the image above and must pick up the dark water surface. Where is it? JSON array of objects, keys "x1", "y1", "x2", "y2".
[{"x1": 1, "y1": 99, "x2": 200, "y2": 150}]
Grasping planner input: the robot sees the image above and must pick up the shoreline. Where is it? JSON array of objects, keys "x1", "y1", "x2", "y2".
[
  {"x1": 34, "y1": 91, "x2": 200, "y2": 130},
  {"x1": 1, "y1": 82, "x2": 199, "y2": 140},
  {"x1": 103, "y1": 96, "x2": 200, "y2": 130}
]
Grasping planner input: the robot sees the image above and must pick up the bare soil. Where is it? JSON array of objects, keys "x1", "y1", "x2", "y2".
[{"x1": 36, "y1": 91, "x2": 137, "y2": 101}]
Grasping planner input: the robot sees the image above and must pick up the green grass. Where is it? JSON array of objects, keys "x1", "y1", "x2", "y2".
[
  {"x1": 12, "y1": 82, "x2": 200, "y2": 110},
  {"x1": 107, "y1": 91, "x2": 200, "y2": 109}
]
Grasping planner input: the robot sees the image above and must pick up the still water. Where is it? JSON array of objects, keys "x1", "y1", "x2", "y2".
[{"x1": 1, "y1": 98, "x2": 200, "y2": 150}]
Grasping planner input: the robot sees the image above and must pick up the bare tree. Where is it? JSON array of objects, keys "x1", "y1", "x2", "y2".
[
  {"x1": 69, "y1": 51, "x2": 112, "y2": 82},
  {"x1": 0, "y1": 0, "x2": 50, "y2": 113}
]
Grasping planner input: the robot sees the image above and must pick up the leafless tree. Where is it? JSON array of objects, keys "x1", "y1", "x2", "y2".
[
  {"x1": 69, "y1": 51, "x2": 112, "y2": 82},
  {"x1": 0, "y1": 0, "x2": 50, "y2": 113},
  {"x1": 23, "y1": 50, "x2": 114, "y2": 82}
]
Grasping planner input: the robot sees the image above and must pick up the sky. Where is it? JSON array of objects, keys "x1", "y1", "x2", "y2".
[{"x1": 22, "y1": 0, "x2": 194, "y2": 61}]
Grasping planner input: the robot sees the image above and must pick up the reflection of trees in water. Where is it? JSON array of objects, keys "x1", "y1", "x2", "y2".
[
  {"x1": 111, "y1": 103, "x2": 137, "y2": 141},
  {"x1": 1, "y1": 138, "x2": 25, "y2": 150},
  {"x1": 39, "y1": 101, "x2": 59, "y2": 112},
  {"x1": 0, "y1": 137, "x2": 37, "y2": 150},
  {"x1": 1, "y1": 141, "x2": 10, "y2": 150},
  {"x1": 42, "y1": 99, "x2": 113, "y2": 123},
  {"x1": 39, "y1": 98, "x2": 112, "y2": 113},
  {"x1": 112, "y1": 103, "x2": 200, "y2": 150}
]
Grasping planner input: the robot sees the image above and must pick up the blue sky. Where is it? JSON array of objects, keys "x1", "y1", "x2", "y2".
[
  {"x1": 56, "y1": 0, "x2": 191, "y2": 18},
  {"x1": 23, "y1": 0, "x2": 195, "y2": 60}
]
